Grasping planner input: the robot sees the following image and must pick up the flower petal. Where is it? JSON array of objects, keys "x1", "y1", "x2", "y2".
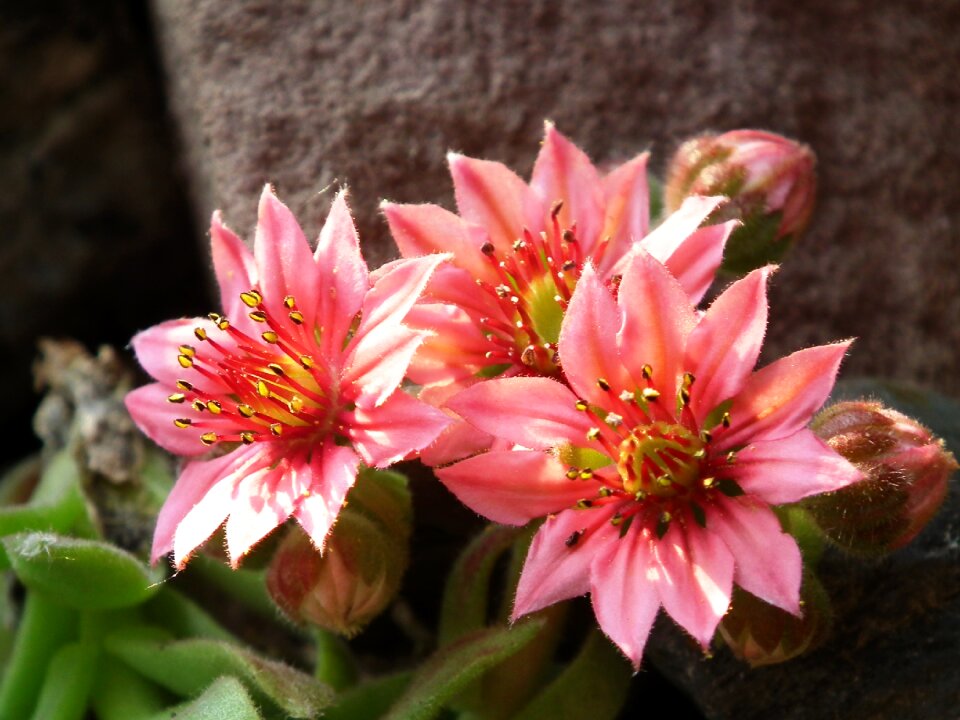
[
  {"x1": 686, "y1": 266, "x2": 772, "y2": 422},
  {"x1": 125, "y1": 384, "x2": 213, "y2": 457},
  {"x1": 513, "y1": 504, "x2": 620, "y2": 618},
  {"x1": 641, "y1": 195, "x2": 726, "y2": 264},
  {"x1": 345, "y1": 324, "x2": 425, "y2": 407},
  {"x1": 589, "y1": 527, "x2": 661, "y2": 669},
  {"x1": 718, "y1": 341, "x2": 853, "y2": 450},
  {"x1": 445, "y1": 376, "x2": 590, "y2": 450},
  {"x1": 728, "y1": 429, "x2": 863, "y2": 505},
  {"x1": 437, "y1": 450, "x2": 592, "y2": 525},
  {"x1": 313, "y1": 191, "x2": 369, "y2": 356},
  {"x1": 558, "y1": 263, "x2": 632, "y2": 407},
  {"x1": 709, "y1": 497, "x2": 802, "y2": 615},
  {"x1": 598, "y1": 152, "x2": 650, "y2": 275},
  {"x1": 254, "y1": 186, "x2": 320, "y2": 328},
  {"x1": 616, "y1": 248, "x2": 697, "y2": 400},
  {"x1": 294, "y1": 440, "x2": 359, "y2": 551},
  {"x1": 448, "y1": 153, "x2": 533, "y2": 252},
  {"x1": 210, "y1": 211, "x2": 258, "y2": 323},
  {"x1": 653, "y1": 521, "x2": 733, "y2": 649},
  {"x1": 404, "y1": 303, "x2": 493, "y2": 387},
  {"x1": 131, "y1": 318, "x2": 231, "y2": 393},
  {"x1": 529, "y1": 123, "x2": 604, "y2": 251},
  {"x1": 347, "y1": 389, "x2": 451, "y2": 467},
  {"x1": 661, "y1": 220, "x2": 737, "y2": 305}
]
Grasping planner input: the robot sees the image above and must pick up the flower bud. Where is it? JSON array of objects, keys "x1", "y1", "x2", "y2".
[
  {"x1": 719, "y1": 570, "x2": 832, "y2": 667},
  {"x1": 266, "y1": 469, "x2": 411, "y2": 636},
  {"x1": 664, "y1": 130, "x2": 816, "y2": 274},
  {"x1": 807, "y1": 401, "x2": 957, "y2": 554}
]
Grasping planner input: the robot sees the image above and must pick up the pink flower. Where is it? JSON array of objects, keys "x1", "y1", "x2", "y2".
[
  {"x1": 435, "y1": 250, "x2": 862, "y2": 668},
  {"x1": 383, "y1": 122, "x2": 738, "y2": 388},
  {"x1": 125, "y1": 187, "x2": 450, "y2": 569}
]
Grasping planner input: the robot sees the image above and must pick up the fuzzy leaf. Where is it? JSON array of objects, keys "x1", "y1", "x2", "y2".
[
  {"x1": 105, "y1": 625, "x2": 333, "y2": 718},
  {"x1": 324, "y1": 672, "x2": 412, "y2": 720},
  {"x1": 383, "y1": 619, "x2": 545, "y2": 720},
  {"x1": 144, "y1": 677, "x2": 262, "y2": 720},
  {"x1": 2, "y1": 533, "x2": 163, "y2": 609}
]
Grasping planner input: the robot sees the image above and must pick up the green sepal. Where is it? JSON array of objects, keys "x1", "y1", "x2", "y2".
[
  {"x1": 104, "y1": 625, "x2": 333, "y2": 719},
  {"x1": 383, "y1": 619, "x2": 546, "y2": 720},
  {"x1": 143, "y1": 677, "x2": 263, "y2": 720},
  {"x1": 512, "y1": 629, "x2": 632, "y2": 720},
  {"x1": 2, "y1": 533, "x2": 164, "y2": 609},
  {"x1": 719, "y1": 210, "x2": 790, "y2": 277}
]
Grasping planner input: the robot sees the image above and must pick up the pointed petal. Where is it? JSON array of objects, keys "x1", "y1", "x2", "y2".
[
  {"x1": 641, "y1": 195, "x2": 725, "y2": 263},
  {"x1": 710, "y1": 497, "x2": 802, "y2": 615},
  {"x1": 529, "y1": 123, "x2": 604, "y2": 250},
  {"x1": 653, "y1": 522, "x2": 733, "y2": 649},
  {"x1": 225, "y1": 450, "x2": 312, "y2": 565},
  {"x1": 728, "y1": 429, "x2": 863, "y2": 505},
  {"x1": 131, "y1": 318, "x2": 231, "y2": 393},
  {"x1": 513, "y1": 504, "x2": 620, "y2": 617},
  {"x1": 350, "y1": 253, "x2": 448, "y2": 351},
  {"x1": 294, "y1": 441, "x2": 359, "y2": 551},
  {"x1": 598, "y1": 152, "x2": 650, "y2": 274},
  {"x1": 254, "y1": 186, "x2": 320, "y2": 327},
  {"x1": 344, "y1": 324, "x2": 425, "y2": 407},
  {"x1": 314, "y1": 191, "x2": 369, "y2": 355},
  {"x1": 589, "y1": 527, "x2": 661, "y2": 669},
  {"x1": 718, "y1": 341, "x2": 853, "y2": 450},
  {"x1": 686, "y1": 267, "x2": 772, "y2": 421},
  {"x1": 437, "y1": 450, "x2": 593, "y2": 525},
  {"x1": 126, "y1": 384, "x2": 212, "y2": 457},
  {"x1": 662, "y1": 220, "x2": 737, "y2": 304},
  {"x1": 210, "y1": 211, "x2": 257, "y2": 322},
  {"x1": 445, "y1": 376, "x2": 590, "y2": 450},
  {"x1": 347, "y1": 389, "x2": 451, "y2": 467},
  {"x1": 616, "y1": 248, "x2": 697, "y2": 400},
  {"x1": 383, "y1": 201, "x2": 496, "y2": 283},
  {"x1": 404, "y1": 303, "x2": 492, "y2": 387},
  {"x1": 558, "y1": 263, "x2": 632, "y2": 407},
  {"x1": 448, "y1": 153, "x2": 533, "y2": 251}
]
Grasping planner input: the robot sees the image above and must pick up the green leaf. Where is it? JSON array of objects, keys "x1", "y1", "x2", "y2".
[
  {"x1": 383, "y1": 619, "x2": 545, "y2": 720},
  {"x1": 438, "y1": 525, "x2": 525, "y2": 646},
  {"x1": 323, "y1": 672, "x2": 412, "y2": 720},
  {"x1": 142, "y1": 587, "x2": 235, "y2": 642},
  {"x1": 2, "y1": 533, "x2": 164, "y2": 609},
  {"x1": 143, "y1": 677, "x2": 263, "y2": 720},
  {"x1": 91, "y1": 655, "x2": 171, "y2": 720},
  {"x1": 29, "y1": 641, "x2": 98, "y2": 720},
  {"x1": 105, "y1": 625, "x2": 333, "y2": 719},
  {"x1": 513, "y1": 629, "x2": 632, "y2": 720}
]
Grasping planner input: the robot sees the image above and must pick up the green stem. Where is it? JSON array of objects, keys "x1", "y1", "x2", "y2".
[
  {"x1": 0, "y1": 592, "x2": 78, "y2": 718},
  {"x1": 91, "y1": 655, "x2": 170, "y2": 720},
  {"x1": 29, "y1": 641, "x2": 97, "y2": 720},
  {"x1": 313, "y1": 628, "x2": 358, "y2": 691}
]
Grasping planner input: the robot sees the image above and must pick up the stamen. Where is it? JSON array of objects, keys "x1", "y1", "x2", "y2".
[
  {"x1": 200, "y1": 432, "x2": 218, "y2": 446},
  {"x1": 641, "y1": 364, "x2": 653, "y2": 380},
  {"x1": 167, "y1": 393, "x2": 186, "y2": 403},
  {"x1": 597, "y1": 378, "x2": 611, "y2": 391},
  {"x1": 237, "y1": 404, "x2": 255, "y2": 418},
  {"x1": 249, "y1": 311, "x2": 267, "y2": 323},
  {"x1": 194, "y1": 327, "x2": 208, "y2": 341},
  {"x1": 299, "y1": 355, "x2": 314, "y2": 369},
  {"x1": 266, "y1": 363, "x2": 285, "y2": 376},
  {"x1": 576, "y1": 499, "x2": 593, "y2": 509},
  {"x1": 240, "y1": 431, "x2": 256, "y2": 444},
  {"x1": 641, "y1": 388, "x2": 660, "y2": 401},
  {"x1": 177, "y1": 354, "x2": 194, "y2": 368},
  {"x1": 566, "y1": 467, "x2": 580, "y2": 480},
  {"x1": 176, "y1": 380, "x2": 193, "y2": 391},
  {"x1": 206, "y1": 400, "x2": 222, "y2": 414},
  {"x1": 178, "y1": 345, "x2": 196, "y2": 357},
  {"x1": 283, "y1": 295, "x2": 296, "y2": 309},
  {"x1": 565, "y1": 529, "x2": 582, "y2": 547},
  {"x1": 270, "y1": 423, "x2": 283, "y2": 437},
  {"x1": 192, "y1": 400, "x2": 206, "y2": 412},
  {"x1": 240, "y1": 290, "x2": 262, "y2": 308},
  {"x1": 261, "y1": 331, "x2": 279, "y2": 344},
  {"x1": 288, "y1": 311, "x2": 304, "y2": 325},
  {"x1": 173, "y1": 418, "x2": 192, "y2": 428},
  {"x1": 575, "y1": 400, "x2": 588, "y2": 411}
]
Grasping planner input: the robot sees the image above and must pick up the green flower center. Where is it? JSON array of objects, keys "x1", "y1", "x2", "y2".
[{"x1": 616, "y1": 421, "x2": 704, "y2": 498}]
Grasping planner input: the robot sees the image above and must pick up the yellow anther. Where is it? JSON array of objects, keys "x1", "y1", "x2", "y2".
[
  {"x1": 173, "y1": 418, "x2": 192, "y2": 428},
  {"x1": 299, "y1": 355, "x2": 314, "y2": 369},
  {"x1": 656, "y1": 475, "x2": 672, "y2": 488},
  {"x1": 575, "y1": 400, "x2": 588, "y2": 411},
  {"x1": 566, "y1": 467, "x2": 580, "y2": 480},
  {"x1": 586, "y1": 427, "x2": 601, "y2": 441},
  {"x1": 288, "y1": 396, "x2": 304, "y2": 413},
  {"x1": 207, "y1": 312, "x2": 222, "y2": 323},
  {"x1": 576, "y1": 499, "x2": 593, "y2": 509},
  {"x1": 726, "y1": 451, "x2": 737, "y2": 464},
  {"x1": 256, "y1": 380, "x2": 270, "y2": 398},
  {"x1": 194, "y1": 327, "x2": 208, "y2": 341},
  {"x1": 176, "y1": 380, "x2": 193, "y2": 391},
  {"x1": 240, "y1": 431, "x2": 256, "y2": 444},
  {"x1": 580, "y1": 469, "x2": 594, "y2": 480},
  {"x1": 693, "y1": 448, "x2": 707, "y2": 460},
  {"x1": 597, "y1": 377, "x2": 611, "y2": 391},
  {"x1": 641, "y1": 364, "x2": 653, "y2": 380},
  {"x1": 206, "y1": 400, "x2": 222, "y2": 414},
  {"x1": 641, "y1": 388, "x2": 660, "y2": 401},
  {"x1": 283, "y1": 295, "x2": 296, "y2": 309},
  {"x1": 248, "y1": 310, "x2": 267, "y2": 323},
  {"x1": 683, "y1": 372, "x2": 696, "y2": 387},
  {"x1": 679, "y1": 387, "x2": 691, "y2": 405},
  {"x1": 267, "y1": 363, "x2": 285, "y2": 376},
  {"x1": 237, "y1": 404, "x2": 255, "y2": 418},
  {"x1": 270, "y1": 423, "x2": 283, "y2": 437},
  {"x1": 167, "y1": 393, "x2": 186, "y2": 404},
  {"x1": 598, "y1": 487, "x2": 613, "y2": 497},
  {"x1": 178, "y1": 344, "x2": 196, "y2": 357},
  {"x1": 200, "y1": 432, "x2": 218, "y2": 446},
  {"x1": 721, "y1": 412, "x2": 731, "y2": 428},
  {"x1": 217, "y1": 318, "x2": 230, "y2": 331},
  {"x1": 288, "y1": 310, "x2": 304, "y2": 325},
  {"x1": 240, "y1": 290, "x2": 262, "y2": 308},
  {"x1": 177, "y1": 354, "x2": 194, "y2": 368},
  {"x1": 700, "y1": 429, "x2": 713, "y2": 443},
  {"x1": 192, "y1": 400, "x2": 206, "y2": 412},
  {"x1": 261, "y1": 331, "x2": 279, "y2": 344},
  {"x1": 610, "y1": 513, "x2": 624, "y2": 526},
  {"x1": 702, "y1": 476, "x2": 716, "y2": 488}
]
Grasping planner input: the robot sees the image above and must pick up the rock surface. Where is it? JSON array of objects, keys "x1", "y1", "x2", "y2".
[{"x1": 148, "y1": 1, "x2": 960, "y2": 717}]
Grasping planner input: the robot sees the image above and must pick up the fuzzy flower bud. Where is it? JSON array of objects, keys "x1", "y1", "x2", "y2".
[
  {"x1": 719, "y1": 570, "x2": 832, "y2": 667},
  {"x1": 665, "y1": 130, "x2": 816, "y2": 274},
  {"x1": 266, "y1": 469, "x2": 411, "y2": 636},
  {"x1": 806, "y1": 401, "x2": 957, "y2": 554}
]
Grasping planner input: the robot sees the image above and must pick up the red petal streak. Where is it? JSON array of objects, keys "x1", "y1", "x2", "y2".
[
  {"x1": 445, "y1": 376, "x2": 590, "y2": 450},
  {"x1": 437, "y1": 450, "x2": 593, "y2": 525},
  {"x1": 662, "y1": 220, "x2": 737, "y2": 305},
  {"x1": 513, "y1": 504, "x2": 621, "y2": 618},
  {"x1": 686, "y1": 267, "x2": 771, "y2": 421},
  {"x1": 728, "y1": 429, "x2": 863, "y2": 505},
  {"x1": 718, "y1": 341, "x2": 853, "y2": 450},
  {"x1": 710, "y1": 497, "x2": 802, "y2": 615}
]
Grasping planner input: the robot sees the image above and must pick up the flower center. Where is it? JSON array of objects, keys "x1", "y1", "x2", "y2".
[
  {"x1": 616, "y1": 422, "x2": 704, "y2": 498},
  {"x1": 169, "y1": 290, "x2": 339, "y2": 448}
]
